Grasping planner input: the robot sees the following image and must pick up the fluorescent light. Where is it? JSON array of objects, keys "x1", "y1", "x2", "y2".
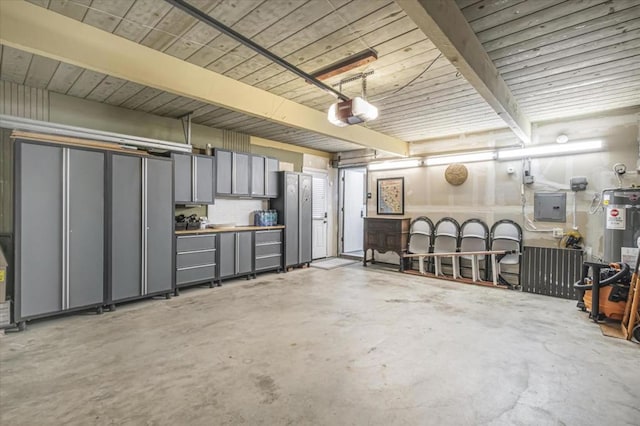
[
  {"x1": 497, "y1": 140, "x2": 603, "y2": 160},
  {"x1": 424, "y1": 151, "x2": 496, "y2": 166},
  {"x1": 368, "y1": 159, "x2": 422, "y2": 171}
]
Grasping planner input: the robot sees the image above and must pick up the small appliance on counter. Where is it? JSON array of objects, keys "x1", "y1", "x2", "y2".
[{"x1": 175, "y1": 214, "x2": 202, "y2": 230}]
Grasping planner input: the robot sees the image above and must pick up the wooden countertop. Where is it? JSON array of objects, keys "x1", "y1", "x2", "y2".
[{"x1": 175, "y1": 225, "x2": 285, "y2": 235}]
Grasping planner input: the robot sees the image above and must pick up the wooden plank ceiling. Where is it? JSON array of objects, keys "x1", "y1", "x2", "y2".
[{"x1": 2, "y1": 0, "x2": 639, "y2": 152}]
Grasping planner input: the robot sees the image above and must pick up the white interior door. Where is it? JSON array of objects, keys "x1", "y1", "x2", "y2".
[
  {"x1": 342, "y1": 168, "x2": 366, "y2": 253},
  {"x1": 311, "y1": 174, "x2": 328, "y2": 259}
]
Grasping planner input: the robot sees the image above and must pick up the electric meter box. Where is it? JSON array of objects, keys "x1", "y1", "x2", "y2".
[{"x1": 534, "y1": 192, "x2": 566, "y2": 222}]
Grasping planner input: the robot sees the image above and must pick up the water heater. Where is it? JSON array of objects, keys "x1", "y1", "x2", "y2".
[{"x1": 603, "y1": 188, "x2": 640, "y2": 262}]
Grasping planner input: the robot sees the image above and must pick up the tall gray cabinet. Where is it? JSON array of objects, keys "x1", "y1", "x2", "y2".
[
  {"x1": 109, "y1": 153, "x2": 173, "y2": 304},
  {"x1": 271, "y1": 172, "x2": 312, "y2": 269},
  {"x1": 14, "y1": 141, "x2": 105, "y2": 327}
]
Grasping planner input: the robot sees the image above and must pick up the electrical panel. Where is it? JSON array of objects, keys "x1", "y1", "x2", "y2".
[{"x1": 534, "y1": 192, "x2": 566, "y2": 222}]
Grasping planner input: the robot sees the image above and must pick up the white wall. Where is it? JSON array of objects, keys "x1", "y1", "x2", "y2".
[{"x1": 367, "y1": 111, "x2": 640, "y2": 263}]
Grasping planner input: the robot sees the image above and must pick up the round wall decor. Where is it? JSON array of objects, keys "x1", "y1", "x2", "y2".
[{"x1": 444, "y1": 163, "x2": 468, "y2": 186}]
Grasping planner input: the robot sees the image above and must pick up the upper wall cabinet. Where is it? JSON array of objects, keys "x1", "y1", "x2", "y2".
[
  {"x1": 173, "y1": 153, "x2": 216, "y2": 205},
  {"x1": 215, "y1": 149, "x2": 251, "y2": 197},
  {"x1": 251, "y1": 155, "x2": 280, "y2": 198}
]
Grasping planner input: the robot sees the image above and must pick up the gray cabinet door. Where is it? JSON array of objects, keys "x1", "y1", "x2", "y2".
[
  {"x1": 265, "y1": 157, "x2": 279, "y2": 198},
  {"x1": 19, "y1": 143, "x2": 63, "y2": 318},
  {"x1": 233, "y1": 152, "x2": 250, "y2": 195},
  {"x1": 299, "y1": 174, "x2": 313, "y2": 264},
  {"x1": 195, "y1": 156, "x2": 214, "y2": 204},
  {"x1": 284, "y1": 173, "x2": 299, "y2": 267},
  {"x1": 216, "y1": 150, "x2": 232, "y2": 195},
  {"x1": 173, "y1": 153, "x2": 192, "y2": 203},
  {"x1": 68, "y1": 149, "x2": 104, "y2": 309},
  {"x1": 111, "y1": 155, "x2": 142, "y2": 301},
  {"x1": 251, "y1": 155, "x2": 265, "y2": 196},
  {"x1": 146, "y1": 158, "x2": 173, "y2": 294},
  {"x1": 237, "y1": 231, "x2": 253, "y2": 274},
  {"x1": 218, "y1": 232, "x2": 235, "y2": 278}
]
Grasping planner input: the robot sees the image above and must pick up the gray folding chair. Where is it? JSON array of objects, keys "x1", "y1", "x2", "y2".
[
  {"x1": 459, "y1": 219, "x2": 490, "y2": 281},
  {"x1": 433, "y1": 217, "x2": 460, "y2": 278},
  {"x1": 490, "y1": 220, "x2": 523, "y2": 287},
  {"x1": 407, "y1": 216, "x2": 434, "y2": 272}
]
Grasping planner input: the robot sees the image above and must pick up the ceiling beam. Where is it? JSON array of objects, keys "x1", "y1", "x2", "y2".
[
  {"x1": 0, "y1": 1, "x2": 409, "y2": 156},
  {"x1": 396, "y1": 0, "x2": 531, "y2": 143}
]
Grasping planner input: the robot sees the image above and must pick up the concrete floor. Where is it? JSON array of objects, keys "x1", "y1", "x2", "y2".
[{"x1": 1, "y1": 264, "x2": 638, "y2": 426}]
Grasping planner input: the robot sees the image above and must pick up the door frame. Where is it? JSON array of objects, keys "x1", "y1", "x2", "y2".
[
  {"x1": 303, "y1": 167, "x2": 329, "y2": 260},
  {"x1": 338, "y1": 166, "x2": 368, "y2": 256}
]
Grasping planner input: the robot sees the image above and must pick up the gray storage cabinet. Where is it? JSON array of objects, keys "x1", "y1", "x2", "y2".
[
  {"x1": 254, "y1": 230, "x2": 283, "y2": 272},
  {"x1": 109, "y1": 153, "x2": 173, "y2": 304},
  {"x1": 14, "y1": 140, "x2": 105, "y2": 326},
  {"x1": 175, "y1": 234, "x2": 218, "y2": 290},
  {"x1": 215, "y1": 149, "x2": 251, "y2": 197},
  {"x1": 266, "y1": 157, "x2": 279, "y2": 198},
  {"x1": 218, "y1": 231, "x2": 253, "y2": 280},
  {"x1": 270, "y1": 172, "x2": 312, "y2": 269},
  {"x1": 173, "y1": 153, "x2": 215, "y2": 204},
  {"x1": 251, "y1": 155, "x2": 280, "y2": 198}
]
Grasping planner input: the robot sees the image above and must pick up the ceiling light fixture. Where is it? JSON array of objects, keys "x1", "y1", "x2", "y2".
[
  {"x1": 424, "y1": 151, "x2": 496, "y2": 166},
  {"x1": 368, "y1": 159, "x2": 422, "y2": 171},
  {"x1": 497, "y1": 140, "x2": 603, "y2": 160},
  {"x1": 556, "y1": 134, "x2": 569, "y2": 144},
  {"x1": 311, "y1": 49, "x2": 378, "y2": 81}
]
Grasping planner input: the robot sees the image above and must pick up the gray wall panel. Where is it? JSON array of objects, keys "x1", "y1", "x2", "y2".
[
  {"x1": 237, "y1": 231, "x2": 253, "y2": 274},
  {"x1": 195, "y1": 156, "x2": 214, "y2": 203},
  {"x1": 285, "y1": 172, "x2": 299, "y2": 267},
  {"x1": 251, "y1": 155, "x2": 265, "y2": 196},
  {"x1": 265, "y1": 157, "x2": 279, "y2": 198},
  {"x1": 216, "y1": 150, "x2": 232, "y2": 195},
  {"x1": 146, "y1": 158, "x2": 173, "y2": 294},
  {"x1": 19, "y1": 143, "x2": 62, "y2": 317},
  {"x1": 218, "y1": 232, "x2": 235, "y2": 278},
  {"x1": 173, "y1": 153, "x2": 192, "y2": 203},
  {"x1": 68, "y1": 148, "x2": 104, "y2": 308},
  {"x1": 233, "y1": 152, "x2": 250, "y2": 196},
  {"x1": 111, "y1": 154, "x2": 142, "y2": 301}
]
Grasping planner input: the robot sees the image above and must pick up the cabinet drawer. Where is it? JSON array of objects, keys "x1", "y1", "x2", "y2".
[
  {"x1": 255, "y1": 230, "x2": 282, "y2": 244},
  {"x1": 176, "y1": 235, "x2": 216, "y2": 252},
  {"x1": 255, "y1": 242, "x2": 282, "y2": 257},
  {"x1": 255, "y1": 255, "x2": 281, "y2": 271},
  {"x1": 176, "y1": 249, "x2": 216, "y2": 268},
  {"x1": 176, "y1": 264, "x2": 216, "y2": 285}
]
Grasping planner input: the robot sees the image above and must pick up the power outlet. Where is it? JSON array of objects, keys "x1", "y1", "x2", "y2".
[{"x1": 552, "y1": 228, "x2": 564, "y2": 239}]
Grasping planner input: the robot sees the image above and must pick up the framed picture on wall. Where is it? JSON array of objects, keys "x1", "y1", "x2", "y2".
[{"x1": 377, "y1": 177, "x2": 404, "y2": 215}]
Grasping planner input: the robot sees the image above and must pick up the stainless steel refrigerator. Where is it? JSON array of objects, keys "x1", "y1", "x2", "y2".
[{"x1": 271, "y1": 172, "x2": 312, "y2": 269}]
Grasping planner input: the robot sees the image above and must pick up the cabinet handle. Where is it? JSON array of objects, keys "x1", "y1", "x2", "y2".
[
  {"x1": 235, "y1": 233, "x2": 240, "y2": 273},
  {"x1": 62, "y1": 148, "x2": 70, "y2": 310},
  {"x1": 192, "y1": 156, "x2": 197, "y2": 201},
  {"x1": 142, "y1": 158, "x2": 148, "y2": 295},
  {"x1": 232, "y1": 154, "x2": 236, "y2": 194}
]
